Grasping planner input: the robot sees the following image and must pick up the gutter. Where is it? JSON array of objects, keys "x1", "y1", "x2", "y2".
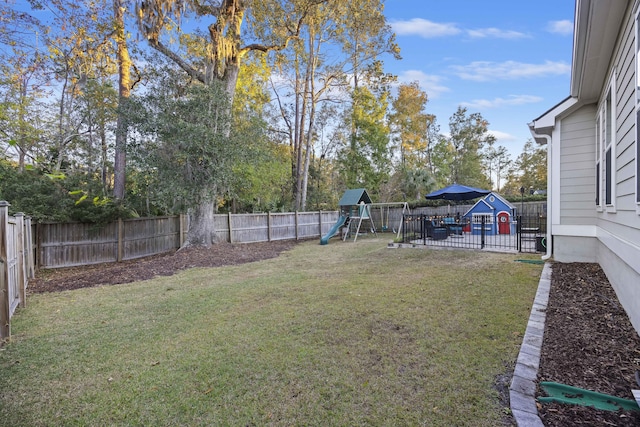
[{"x1": 529, "y1": 129, "x2": 553, "y2": 261}]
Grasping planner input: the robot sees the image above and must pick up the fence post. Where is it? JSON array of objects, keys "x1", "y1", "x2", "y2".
[
  {"x1": 0, "y1": 201, "x2": 11, "y2": 341},
  {"x1": 295, "y1": 211, "x2": 299, "y2": 240},
  {"x1": 267, "y1": 212, "x2": 272, "y2": 242},
  {"x1": 24, "y1": 217, "x2": 35, "y2": 279},
  {"x1": 228, "y1": 212, "x2": 233, "y2": 243},
  {"x1": 318, "y1": 211, "x2": 322, "y2": 236},
  {"x1": 516, "y1": 214, "x2": 522, "y2": 252},
  {"x1": 15, "y1": 213, "x2": 26, "y2": 309},
  {"x1": 117, "y1": 218, "x2": 124, "y2": 262},
  {"x1": 36, "y1": 222, "x2": 41, "y2": 269},
  {"x1": 179, "y1": 214, "x2": 186, "y2": 248}
]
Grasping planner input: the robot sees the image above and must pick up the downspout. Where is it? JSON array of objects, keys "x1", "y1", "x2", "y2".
[{"x1": 530, "y1": 131, "x2": 553, "y2": 260}]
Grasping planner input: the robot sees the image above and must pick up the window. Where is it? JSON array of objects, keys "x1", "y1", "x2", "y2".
[
  {"x1": 605, "y1": 91, "x2": 613, "y2": 206},
  {"x1": 597, "y1": 77, "x2": 616, "y2": 211},
  {"x1": 472, "y1": 213, "x2": 493, "y2": 230}
]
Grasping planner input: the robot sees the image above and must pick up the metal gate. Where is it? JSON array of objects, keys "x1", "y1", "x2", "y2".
[{"x1": 401, "y1": 214, "x2": 545, "y2": 254}]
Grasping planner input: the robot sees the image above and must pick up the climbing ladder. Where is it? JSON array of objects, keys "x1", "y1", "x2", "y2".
[{"x1": 343, "y1": 202, "x2": 377, "y2": 242}]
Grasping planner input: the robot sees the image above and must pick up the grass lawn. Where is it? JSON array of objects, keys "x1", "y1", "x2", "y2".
[{"x1": 0, "y1": 239, "x2": 543, "y2": 426}]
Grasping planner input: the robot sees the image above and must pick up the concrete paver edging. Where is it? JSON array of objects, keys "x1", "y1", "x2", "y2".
[{"x1": 510, "y1": 262, "x2": 552, "y2": 427}]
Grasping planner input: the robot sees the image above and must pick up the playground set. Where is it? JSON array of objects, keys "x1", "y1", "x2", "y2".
[{"x1": 320, "y1": 189, "x2": 410, "y2": 245}]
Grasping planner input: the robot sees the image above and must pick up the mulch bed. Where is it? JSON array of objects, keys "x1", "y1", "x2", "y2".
[
  {"x1": 27, "y1": 243, "x2": 640, "y2": 425},
  {"x1": 538, "y1": 262, "x2": 640, "y2": 426},
  {"x1": 28, "y1": 240, "x2": 299, "y2": 293}
]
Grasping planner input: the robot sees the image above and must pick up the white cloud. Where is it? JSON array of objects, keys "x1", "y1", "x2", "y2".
[
  {"x1": 451, "y1": 60, "x2": 571, "y2": 82},
  {"x1": 466, "y1": 28, "x2": 529, "y2": 40},
  {"x1": 547, "y1": 20, "x2": 573, "y2": 35},
  {"x1": 487, "y1": 130, "x2": 518, "y2": 143},
  {"x1": 461, "y1": 95, "x2": 543, "y2": 109},
  {"x1": 390, "y1": 18, "x2": 461, "y2": 38},
  {"x1": 396, "y1": 70, "x2": 450, "y2": 98}
]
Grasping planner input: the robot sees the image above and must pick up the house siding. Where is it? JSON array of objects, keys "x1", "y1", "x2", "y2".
[
  {"x1": 595, "y1": 0, "x2": 640, "y2": 332},
  {"x1": 558, "y1": 105, "x2": 596, "y2": 226}
]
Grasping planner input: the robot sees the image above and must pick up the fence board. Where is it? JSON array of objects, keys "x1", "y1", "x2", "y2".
[
  {"x1": 269, "y1": 212, "x2": 297, "y2": 241},
  {"x1": 0, "y1": 202, "x2": 34, "y2": 341},
  {"x1": 122, "y1": 216, "x2": 180, "y2": 261}
]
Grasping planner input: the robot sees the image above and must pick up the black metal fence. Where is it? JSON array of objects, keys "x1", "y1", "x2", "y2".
[{"x1": 401, "y1": 214, "x2": 546, "y2": 253}]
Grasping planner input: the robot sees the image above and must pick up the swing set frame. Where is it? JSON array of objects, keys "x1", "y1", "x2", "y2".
[{"x1": 369, "y1": 202, "x2": 411, "y2": 240}]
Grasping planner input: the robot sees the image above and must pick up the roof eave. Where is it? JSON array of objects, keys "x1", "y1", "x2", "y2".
[
  {"x1": 570, "y1": 0, "x2": 629, "y2": 101},
  {"x1": 528, "y1": 96, "x2": 580, "y2": 141}
]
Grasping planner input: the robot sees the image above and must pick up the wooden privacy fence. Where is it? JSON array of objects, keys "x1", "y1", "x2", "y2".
[
  {"x1": 37, "y1": 211, "x2": 340, "y2": 269},
  {"x1": 0, "y1": 201, "x2": 35, "y2": 341},
  {"x1": 38, "y1": 216, "x2": 188, "y2": 269}
]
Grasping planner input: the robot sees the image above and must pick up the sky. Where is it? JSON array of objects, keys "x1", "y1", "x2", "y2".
[{"x1": 381, "y1": 0, "x2": 576, "y2": 159}]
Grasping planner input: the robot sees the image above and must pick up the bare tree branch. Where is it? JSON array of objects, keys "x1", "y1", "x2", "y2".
[{"x1": 147, "y1": 39, "x2": 207, "y2": 83}]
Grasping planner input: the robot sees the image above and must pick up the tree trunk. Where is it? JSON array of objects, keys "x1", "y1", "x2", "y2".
[
  {"x1": 113, "y1": 0, "x2": 131, "y2": 200},
  {"x1": 184, "y1": 191, "x2": 220, "y2": 247}
]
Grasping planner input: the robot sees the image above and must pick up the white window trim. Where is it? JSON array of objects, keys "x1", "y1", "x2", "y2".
[
  {"x1": 600, "y1": 73, "x2": 617, "y2": 213},
  {"x1": 595, "y1": 110, "x2": 603, "y2": 212}
]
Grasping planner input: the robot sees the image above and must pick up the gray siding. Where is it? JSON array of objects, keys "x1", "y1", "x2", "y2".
[
  {"x1": 559, "y1": 104, "x2": 597, "y2": 225},
  {"x1": 597, "y1": 0, "x2": 640, "y2": 246},
  {"x1": 596, "y1": 1, "x2": 640, "y2": 333},
  {"x1": 608, "y1": 2, "x2": 639, "y2": 215}
]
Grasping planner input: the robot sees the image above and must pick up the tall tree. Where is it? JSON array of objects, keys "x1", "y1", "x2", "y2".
[
  {"x1": 135, "y1": 0, "x2": 322, "y2": 245},
  {"x1": 0, "y1": 50, "x2": 46, "y2": 170},
  {"x1": 270, "y1": 1, "x2": 344, "y2": 211},
  {"x1": 0, "y1": 3, "x2": 48, "y2": 170},
  {"x1": 508, "y1": 139, "x2": 547, "y2": 193},
  {"x1": 337, "y1": 86, "x2": 391, "y2": 199},
  {"x1": 482, "y1": 141, "x2": 511, "y2": 191},
  {"x1": 78, "y1": 79, "x2": 118, "y2": 194},
  {"x1": 112, "y1": 0, "x2": 134, "y2": 200},
  {"x1": 445, "y1": 106, "x2": 493, "y2": 188},
  {"x1": 389, "y1": 81, "x2": 434, "y2": 169}
]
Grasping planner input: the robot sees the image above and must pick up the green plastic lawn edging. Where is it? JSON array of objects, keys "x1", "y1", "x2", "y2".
[
  {"x1": 538, "y1": 382, "x2": 640, "y2": 412},
  {"x1": 515, "y1": 259, "x2": 545, "y2": 264}
]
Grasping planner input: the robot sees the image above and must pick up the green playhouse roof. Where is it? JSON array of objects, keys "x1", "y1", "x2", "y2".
[{"x1": 338, "y1": 188, "x2": 372, "y2": 207}]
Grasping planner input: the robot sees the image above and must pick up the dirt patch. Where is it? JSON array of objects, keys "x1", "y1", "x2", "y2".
[
  {"x1": 29, "y1": 240, "x2": 299, "y2": 293},
  {"x1": 27, "y1": 244, "x2": 640, "y2": 425},
  {"x1": 537, "y1": 262, "x2": 640, "y2": 426}
]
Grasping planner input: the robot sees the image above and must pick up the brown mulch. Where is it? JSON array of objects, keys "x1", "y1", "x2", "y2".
[
  {"x1": 27, "y1": 243, "x2": 640, "y2": 425},
  {"x1": 28, "y1": 240, "x2": 299, "y2": 293},
  {"x1": 538, "y1": 262, "x2": 640, "y2": 426}
]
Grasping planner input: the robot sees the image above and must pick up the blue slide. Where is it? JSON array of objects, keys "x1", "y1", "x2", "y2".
[{"x1": 320, "y1": 215, "x2": 348, "y2": 245}]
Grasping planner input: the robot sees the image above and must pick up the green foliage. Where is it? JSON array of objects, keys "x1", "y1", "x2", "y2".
[
  {"x1": 338, "y1": 86, "x2": 392, "y2": 200},
  {"x1": 127, "y1": 77, "x2": 244, "y2": 213},
  {"x1": 0, "y1": 158, "x2": 132, "y2": 223},
  {"x1": 500, "y1": 139, "x2": 547, "y2": 197},
  {"x1": 227, "y1": 141, "x2": 291, "y2": 212},
  {"x1": 226, "y1": 117, "x2": 291, "y2": 213},
  {"x1": 0, "y1": 159, "x2": 72, "y2": 221},
  {"x1": 389, "y1": 81, "x2": 434, "y2": 169},
  {"x1": 443, "y1": 106, "x2": 493, "y2": 189}
]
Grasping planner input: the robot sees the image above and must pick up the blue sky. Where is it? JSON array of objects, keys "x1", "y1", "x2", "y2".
[{"x1": 382, "y1": 0, "x2": 576, "y2": 159}]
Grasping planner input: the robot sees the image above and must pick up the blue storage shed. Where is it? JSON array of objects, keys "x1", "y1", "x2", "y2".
[{"x1": 462, "y1": 192, "x2": 516, "y2": 235}]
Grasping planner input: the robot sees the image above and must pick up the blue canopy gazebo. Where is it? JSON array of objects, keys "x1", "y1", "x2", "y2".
[{"x1": 425, "y1": 183, "x2": 491, "y2": 201}]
